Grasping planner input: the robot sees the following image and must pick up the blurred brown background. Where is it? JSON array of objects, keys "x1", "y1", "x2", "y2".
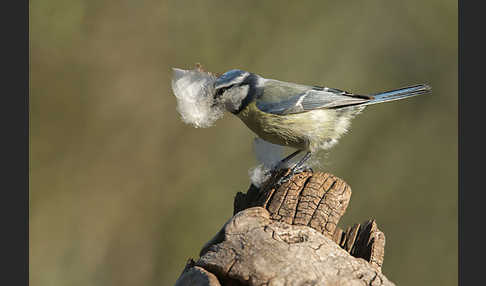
[{"x1": 30, "y1": 0, "x2": 457, "y2": 285}]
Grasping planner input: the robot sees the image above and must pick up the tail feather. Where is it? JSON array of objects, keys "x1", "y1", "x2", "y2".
[{"x1": 362, "y1": 84, "x2": 431, "y2": 106}]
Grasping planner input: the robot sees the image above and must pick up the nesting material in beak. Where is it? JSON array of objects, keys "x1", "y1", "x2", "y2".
[{"x1": 171, "y1": 67, "x2": 224, "y2": 128}]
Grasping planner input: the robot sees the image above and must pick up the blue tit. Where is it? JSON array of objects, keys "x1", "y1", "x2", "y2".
[{"x1": 213, "y1": 69, "x2": 431, "y2": 173}]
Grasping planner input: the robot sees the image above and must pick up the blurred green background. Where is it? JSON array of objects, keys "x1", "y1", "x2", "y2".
[{"x1": 30, "y1": 0, "x2": 457, "y2": 285}]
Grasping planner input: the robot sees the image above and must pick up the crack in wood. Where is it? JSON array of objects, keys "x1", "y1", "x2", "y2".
[{"x1": 176, "y1": 170, "x2": 392, "y2": 286}]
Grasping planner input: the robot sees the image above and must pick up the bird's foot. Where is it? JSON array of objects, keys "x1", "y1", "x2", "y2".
[
  {"x1": 275, "y1": 165, "x2": 313, "y2": 186},
  {"x1": 274, "y1": 151, "x2": 313, "y2": 187},
  {"x1": 276, "y1": 173, "x2": 292, "y2": 186},
  {"x1": 295, "y1": 165, "x2": 313, "y2": 174}
]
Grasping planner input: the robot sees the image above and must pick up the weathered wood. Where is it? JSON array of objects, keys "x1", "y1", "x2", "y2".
[
  {"x1": 175, "y1": 259, "x2": 222, "y2": 286},
  {"x1": 235, "y1": 170, "x2": 353, "y2": 239},
  {"x1": 176, "y1": 169, "x2": 394, "y2": 285}
]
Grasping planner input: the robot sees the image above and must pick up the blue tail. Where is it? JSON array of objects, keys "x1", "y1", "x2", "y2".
[{"x1": 362, "y1": 84, "x2": 431, "y2": 106}]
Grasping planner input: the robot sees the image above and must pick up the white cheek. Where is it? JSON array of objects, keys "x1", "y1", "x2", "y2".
[{"x1": 223, "y1": 85, "x2": 249, "y2": 111}]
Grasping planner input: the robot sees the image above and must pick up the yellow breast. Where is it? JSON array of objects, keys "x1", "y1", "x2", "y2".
[{"x1": 237, "y1": 101, "x2": 345, "y2": 152}]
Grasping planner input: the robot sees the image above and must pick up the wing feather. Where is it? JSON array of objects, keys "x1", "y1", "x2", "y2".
[{"x1": 256, "y1": 79, "x2": 368, "y2": 115}]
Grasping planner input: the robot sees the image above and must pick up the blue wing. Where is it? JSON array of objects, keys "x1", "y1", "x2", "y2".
[{"x1": 256, "y1": 79, "x2": 369, "y2": 115}]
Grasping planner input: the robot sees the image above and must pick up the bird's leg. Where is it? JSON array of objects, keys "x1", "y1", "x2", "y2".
[
  {"x1": 275, "y1": 150, "x2": 302, "y2": 170},
  {"x1": 292, "y1": 151, "x2": 312, "y2": 173},
  {"x1": 277, "y1": 151, "x2": 312, "y2": 186}
]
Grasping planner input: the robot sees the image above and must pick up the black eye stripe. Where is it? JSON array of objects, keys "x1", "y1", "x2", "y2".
[
  {"x1": 215, "y1": 88, "x2": 225, "y2": 97},
  {"x1": 214, "y1": 81, "x2": 248, "y2": 99},
  {"x1": 215, "y1": 85, "x2": 232, "y2": 98}
]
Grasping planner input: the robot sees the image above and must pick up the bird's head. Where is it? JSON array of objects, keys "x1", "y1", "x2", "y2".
[{"x1": 213, "y1": 69, "x2": 252, "y2": 113}]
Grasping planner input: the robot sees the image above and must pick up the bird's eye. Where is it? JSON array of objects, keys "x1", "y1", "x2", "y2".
[
  {"x1": 215, "y1": 88, "x2": 225, "y2": 99},
  {"x1": 214, "y1": 85, "x2": 233, "y2": 99}
]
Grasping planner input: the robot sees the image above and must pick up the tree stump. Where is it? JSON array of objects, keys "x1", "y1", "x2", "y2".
[{"x1": 175, "y1": 169, "x2": 395, "y2": 286}]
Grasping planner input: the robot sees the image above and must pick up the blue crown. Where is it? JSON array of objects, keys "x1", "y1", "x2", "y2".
[{"x1": 214, "y1": 69, "x2": 248, "y2": 89}]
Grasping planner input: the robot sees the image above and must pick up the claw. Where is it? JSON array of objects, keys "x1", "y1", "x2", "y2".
[
  {"x1": 273, "y1": 151, "x2": 313, "y2": 187},
  {"x1": 295, "y1": 165, "x2": 313, "y2": 174},
  {"x1": 276, "y1": 175, "x2": 291, "y2": 186}
]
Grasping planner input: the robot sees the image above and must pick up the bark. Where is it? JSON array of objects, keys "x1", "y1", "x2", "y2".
[{"x1": 175, "y1": 169, "x2": 394, "y2": 286}]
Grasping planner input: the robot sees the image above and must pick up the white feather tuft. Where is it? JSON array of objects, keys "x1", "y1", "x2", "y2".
[
  {"x1": 248, "y1": 138, "x2": 286, "y2": 187},
  {"x1": 248, "y1": 164, "x2": 271, "y2": 188},
  {"x1": 171, "y1": 68, "x2": 224, "y2": 128}
]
